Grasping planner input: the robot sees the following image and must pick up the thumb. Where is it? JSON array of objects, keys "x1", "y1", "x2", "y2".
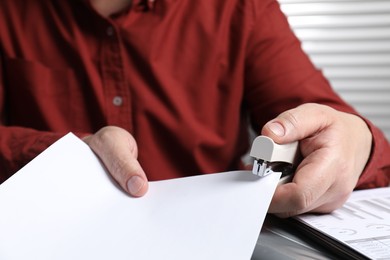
[
  {"x1": 261, "y1": 103, "x2": 333, "y2": 144},
  {"x1": 83, "y1": 126, "x2": 149, "y2": 197}
]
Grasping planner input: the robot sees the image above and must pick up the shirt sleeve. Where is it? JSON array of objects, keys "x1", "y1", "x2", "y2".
[
  {"x1": 0, "y1": 126, "x2": 62, "y2": 183},
  {"x1": 356, "y1": 119, "x2": 390, "y2": 189},
  {"x1": 0, "y1": 54, "x2": 93, "y2": 184},
  {"x1": 0, "y1": 124, "x2": 91, "y2": 183},
  {"x1": 244, "y1": 0, "x2": 390, "y2": 188}
]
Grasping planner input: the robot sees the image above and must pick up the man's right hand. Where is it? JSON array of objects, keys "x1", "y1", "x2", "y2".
[{"x1": 82, "y1": 126, "x2": 148, "y2": 197}]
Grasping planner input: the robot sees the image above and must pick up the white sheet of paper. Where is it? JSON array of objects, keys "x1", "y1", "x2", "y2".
[{"x1": 0, "y1": 133, "x2": 280, "y2": 260}]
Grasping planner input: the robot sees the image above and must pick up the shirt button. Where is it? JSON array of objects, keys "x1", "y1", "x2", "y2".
[
  {"x1": 106, "y1": 26, "x2": 114, "y2": 36},
  {"x1": 113, "y1": 96, "x2": 123, "y2": 106}
]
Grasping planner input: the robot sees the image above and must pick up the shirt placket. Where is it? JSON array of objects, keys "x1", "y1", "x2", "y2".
[{"x1": 100, "y1": 24, "x2": 133, "y2": 131}]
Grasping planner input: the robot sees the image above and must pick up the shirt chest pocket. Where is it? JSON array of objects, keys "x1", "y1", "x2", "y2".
[{"x1": 3, "y1": 58, "x2": 83, "y2": 131}]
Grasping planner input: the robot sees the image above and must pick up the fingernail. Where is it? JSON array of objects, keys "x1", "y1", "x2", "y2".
[
  {"x1": 127, "y1": 176, "x2": 145, "y2": 196},
  {"x1": 268, "y1": 122, "x2": 285, "y2": 137}
]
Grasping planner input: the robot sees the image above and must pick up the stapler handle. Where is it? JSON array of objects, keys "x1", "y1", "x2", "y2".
[
  {"x1": 249, "y1": 136, "x2": 300, "y2": 180},
  {"x1": 249, "y1": 136, "x2": 298, "y2": 165}
]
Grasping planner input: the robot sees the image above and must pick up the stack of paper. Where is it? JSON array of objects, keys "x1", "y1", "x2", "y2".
[
  {"x1": 0, "y1": 133, "x2": 280, "y2": 260},
  {"x1": 293, "y1": 186, "x2": 390, "y2": 259}
]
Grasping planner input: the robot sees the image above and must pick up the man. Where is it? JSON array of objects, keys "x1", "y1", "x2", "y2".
[{"x1": 1, "y1": 0, "x2": 389, "y2": 218}]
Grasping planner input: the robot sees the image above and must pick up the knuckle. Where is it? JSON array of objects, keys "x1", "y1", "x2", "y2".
[
  {"x1": 280, "y1": 110, "x2": 299, "y2": 131},
  {"x1": 335, "y1": 192, "x2": 350, "y2": 208},
  {"x1": 108, "y1": 156, "x2": 127, "y2": 180},
  {"x1": 334, "y1": 185, "x2": 354, "y2": 207},
  {"x1": 291, "y1": 189, "x2": 315, "y2": 212},
  {"x1": 110, "y1": 156, "x2": 141, "y2": 181},
  {"x1": 108, "y1": 160, "x2": 130, "y2": 191},
  {"x1": 95, "y1": 127, "x2": 115, "y2": 143},
  {"x1": 89, "y1": 128, "x2": 113, "y2": 150},
  {"x1": 86, "y1": 134, "x2": 103, "y2": 153},
  {"x1": 313, "y1": 191, "x2": 350, "y2": 214}
]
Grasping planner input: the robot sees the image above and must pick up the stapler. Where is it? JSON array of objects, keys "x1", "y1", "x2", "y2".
[{"x1": 249, "y1": 136, "x2": 300, "y2": 184}]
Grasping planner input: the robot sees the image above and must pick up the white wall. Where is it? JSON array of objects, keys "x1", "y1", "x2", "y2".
[{"x1": 278, "y1": 0, "x2": 390, "y2": 140}]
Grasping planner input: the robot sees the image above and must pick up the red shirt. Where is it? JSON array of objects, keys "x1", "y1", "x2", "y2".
[{"x1": 0, "y1": 0, "x2": 389, "y2": 187}]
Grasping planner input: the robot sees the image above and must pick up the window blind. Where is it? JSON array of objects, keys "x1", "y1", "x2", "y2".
[{"x1": 278, "y1": 0, "x2": 390, "y2": 140}]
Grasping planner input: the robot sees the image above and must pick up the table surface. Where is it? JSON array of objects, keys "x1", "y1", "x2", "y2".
[{"x1": 251, "y1": 214, "x2": 343, "y2": 260}]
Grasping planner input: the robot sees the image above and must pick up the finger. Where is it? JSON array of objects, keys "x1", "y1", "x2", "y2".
[
  {"x1": 106, "y1": 151, "x2": 149, "y2": 197},
  {"x1": 268, "y1": 148, "x2": 335, "y2": 217},
  {"x1": 261, "y1": 103, "x2": 335, "y2": 144},
  {"x1": 84, "y1": 127, "x2": 148, "y2": 197}
]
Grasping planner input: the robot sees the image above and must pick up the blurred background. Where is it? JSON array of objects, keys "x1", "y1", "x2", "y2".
[{"x1": 278, "y1": 0, "x2": 390, "y2": 141}]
